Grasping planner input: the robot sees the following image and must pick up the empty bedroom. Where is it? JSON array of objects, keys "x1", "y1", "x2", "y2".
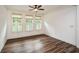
[{"x1": 0, "y1": 5, "x2": 79, "y2": 53}]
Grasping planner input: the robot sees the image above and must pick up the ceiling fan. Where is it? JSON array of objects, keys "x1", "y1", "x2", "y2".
[{"x1": 29, "y1": 5, "x2": 44, "y2": 12}]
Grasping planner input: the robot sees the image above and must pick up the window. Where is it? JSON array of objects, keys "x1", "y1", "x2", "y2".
[
  {"x1": 34, "y1": 17, "x2": 42, "y2": 30},
  {"x1": 12, "y1": 15, "x2": 22, "y2": 32},
  {"x1": 25, "y1": 16, "x2": 33, "y2": 31},
  {"x1": 12, "y1": 14, "x2": 42, "y2": 32}
]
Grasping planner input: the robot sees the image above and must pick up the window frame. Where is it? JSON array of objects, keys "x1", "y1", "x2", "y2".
[
  {"x1": 12, "y1": 14, "x2": 23, "y2": 33},
  {"x1": 34, "y1": 16, "x2": 42, "y2": 31},
  {"x1": 25, "y1": 15, "x2": 34, "y2": 32}
]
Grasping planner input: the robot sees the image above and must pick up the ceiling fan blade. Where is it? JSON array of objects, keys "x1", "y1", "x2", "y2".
[
  {"x1": 29, "y1": 6, "x2": 34, "y2": 8},
  {"x1": 38, "y1": 9, "x2": 44, "y2": 10},
  {"x1": 38, "y1": 5, "x2": 42, "y2": 8}
]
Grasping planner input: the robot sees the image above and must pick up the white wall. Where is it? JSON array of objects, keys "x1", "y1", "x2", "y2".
[
  {"x1": 6, "y1": 11, "x2": 44, "y2": 39},
  {"x1": 77, "y1": 6, "x2": 79, "y2": 48},
  {"x1": 44, "y1": 6, "x2": 76, "y2": 46},
  {"x1": 0, "y1": 6, "x2": 8, "y2": 52}
]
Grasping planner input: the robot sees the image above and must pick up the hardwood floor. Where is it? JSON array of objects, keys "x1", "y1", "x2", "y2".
[{"x1": 1, "y1": 34, "x2": 79, "y2": 53}]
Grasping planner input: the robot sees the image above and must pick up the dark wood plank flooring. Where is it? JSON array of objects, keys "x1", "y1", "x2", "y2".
[{"x1": 1, "y1": 34, "x2": 79, "y2": 53}]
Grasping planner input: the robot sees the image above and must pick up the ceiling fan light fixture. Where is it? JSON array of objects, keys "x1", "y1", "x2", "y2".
[{"x1": 33, "y1": 9, "x2": 38, "y2": 12}]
